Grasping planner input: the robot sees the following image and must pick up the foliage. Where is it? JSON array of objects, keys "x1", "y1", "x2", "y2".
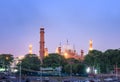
[
  {"x1": 15, "y1": 49, "x2": 120, "y2": 75},
  {"x1": 18, "y1": 54, "x2": 41, "y2": 75},
  {"x1": 0, "y1": 54, "x2": 14, "y2": 69},
  {"x1": 103, "y1": 49, "x2": 120, "y2": 73},
  {"x1": 64, "y1": 58, "x2": 86, "y2": 74},
  {"x1": 84, "y1": 49, "x2": 120, "y2": 73},
  {"x1": 43, "y1": 53, "x2": 66, "y2": 68}
]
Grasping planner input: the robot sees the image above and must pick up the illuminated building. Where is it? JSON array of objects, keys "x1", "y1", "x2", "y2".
[
  {"x1": 62, "y1": 40, "x2": 74, "y2": 58},
  {"x1": 40, "y1": 28, "x2": 45, "y2": 61},
  {"x1": 29, "y1": 44, "x2": 33, "y2": 54},
  {"x1": 63, "y1": 49, "x2": 76, "y2": 59},
  {"x1": 55, "y1": 42, "x2": 62, "y2": 55},
  {"x1": 55, "y1": 47, "x2": 61, "y2": 55},
  {"x1": 61, "y1": 41, "x2": 81, "y2": 59},
  {"x1": 44, "y1": 48, "x2": 48, "y2": 57},
  {"x1": 38, "y1": 28, "x2": 88, "y2": 61},
  {"x1": 89, "y1": 40, "x2": 93, "y2": 51},
  {"x1": 55, "y1": 47, "x2": 59, "y2": 54}
]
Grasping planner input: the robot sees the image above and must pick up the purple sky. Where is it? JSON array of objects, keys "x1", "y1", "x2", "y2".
[{"x1": 0, "y1": 0, "x2": 120, "y2": 57}]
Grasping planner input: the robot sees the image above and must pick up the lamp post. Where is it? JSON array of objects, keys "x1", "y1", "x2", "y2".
[
  {"x1": 59, "y1": 55, "x2": 62, "y2": 82},
  {"x1": 115, "y1": 63, "x2": 118, "y2": 79},
  {"x1": 5, "y1": 56, "x2": 9, "y2": 74},
  {"x1": 70, "y1": 61, "x2": 73, "y2": 78},
  {"x1": 19, "y1": 60, "x2": 22, "y2": 82},
  {"x1": 40, "y1": 59, "x2": 43, "y2": 82},
  {"x1": 40, "y1": 64, "x2": 42, "y2": 82},
  {"x1": 70, "y1": 63, "x2": 72, "y2": 77}
]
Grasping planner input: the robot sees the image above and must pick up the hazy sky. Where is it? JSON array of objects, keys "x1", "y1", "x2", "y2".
[{"x1": 0, "y1": 0, "x2": 120, "y2": 57}]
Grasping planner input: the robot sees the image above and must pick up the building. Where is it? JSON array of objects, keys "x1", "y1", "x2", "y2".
[
  {"x1": 55, "y1": 42, "x2": 83, "y2": 60},
  {"x1": 29, "y1": 44, "x2": 33, "y2": 54},
  {"x1": 89, "y1": 40, "x2": 93, "y2": 51},
  {"x1": 44, "y1": 48, "x2": 48, "y2": 57},
  {"x1": 55, "y1": 47, "x2": 61, "y2": 55},
  {"x1": 40, "y1": 28, "x2": 45, "y2": 62}
]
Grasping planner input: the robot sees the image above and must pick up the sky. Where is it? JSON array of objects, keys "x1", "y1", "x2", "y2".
[{"x1": 0, "y1": 0, "x2": 120, "y2": 57}]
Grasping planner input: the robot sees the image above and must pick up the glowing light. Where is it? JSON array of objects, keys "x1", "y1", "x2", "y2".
[
  {"x1": 64, "y1": 52, "x2": 69, "y2": 59},
  {"x1": 94, "y1": 69, "x2": 97, "y2": 74},
  {"x1": 18, "y1": 56, "x2": 24, "y2": 60},
  {"x1": 0, "y1": 68, "x2": 5, "y2": 71},
  {"x1": 6, "y1": 57, "x2": 9, "y2": 60},
  {"x1": 55, "y1": 47, "x2": 59, "y2": 53},
  {"x1": 12, "y1": 69, "x2": 18, "y2": 72},
  {"x1": 89, "y1": 40, "x2": 93, "y2": 51},
  {"x1": 29, "y1": 44, "x2": 33, "y2": 54},
  {"x1": 86, "y1": 67, "x2": 90, "y2": 73},
  {"x1": 44, "y1": 48, "x2": 48, "y2": 57}
]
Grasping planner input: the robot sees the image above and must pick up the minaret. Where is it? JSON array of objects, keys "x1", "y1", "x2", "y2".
[
  {"x1": 73, "y1": 45, "x2": 76, "y2": 54},
  {"x1": 56, "y1": 47, "x2": 61, "y2": 55},
  {"x1": 29, "y1": 44, "x2": 33, "y2": 54},
  {"x1": 44, "y1": 48, "x2": 48, "y2": 57},
  {"x1": 40, "y1": 28, "x2": 45, "y2": 62},
  {"x1": 56, "y1": 42, "x2": 62, "y2": 55},
  {"x1": 58, "y1": 42, "x2": 62, "y2": 55},
  {"x1": 80, "y1": 50, "x2": 84, "y2": 60},
  {"x1": 89, "y1": 40, "x2": 93, "y2": 51}
]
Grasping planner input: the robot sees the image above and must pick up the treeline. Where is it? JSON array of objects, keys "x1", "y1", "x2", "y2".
[
  {"x1": 84, "y1": 49, "x2": 120, "y2": 73},
  {"x1": 0, "y1": 49, "x2": 120, "y2": 75}
]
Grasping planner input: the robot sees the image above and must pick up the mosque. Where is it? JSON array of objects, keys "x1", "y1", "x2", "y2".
[
  {"x1": 38, "y1": 27, "x2": 93, "y2": 61},
  {"x1": 10, "y1": 27, "x2": 93, "y2": 73},
  {"x1": 55, "y1": 40, "x2": 93, "y2": 60},
  {"x1": 28, "y1": 28, "x2": 93, "y2": 61},
  {"x1": 17, "y1": 27, "x2": 93, "y2": 61}
]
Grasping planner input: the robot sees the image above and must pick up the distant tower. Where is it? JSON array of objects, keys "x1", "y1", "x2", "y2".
[
  {"x1": 29, "y1": 44, "x2": 33, "y2": 54},
  {"x1": 56, "y1": 42, "x2": 62, "y2": 55},
  {"x1": 44, "y1": 48, "x2": 48, "y2": 57},
  {"x1": 58, "y1": 47, "x2": 61, "y2": 54},
  {"x1": 80, "y1": 50, "x2": 84, "y2": 60},
  {"x1": 56, "y1": 47, "x2": 61, "y2": 55},
  {"x1": 73, "y1": 45, "x2": 76, "y2": 54},
  {"x1": 40, "y1": 28, "x2": 45, "y2": 61},
  {"x1": 89, "y1": 40, "x2": 93, "y2": 51}
]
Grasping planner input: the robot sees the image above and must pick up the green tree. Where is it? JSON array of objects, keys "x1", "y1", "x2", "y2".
[
  {"x1": 18, "y1": 54, "x2": 41, "y2": 75},
  {"x1": 84, "y1": 49, "x2": 120, "y2": 74},
  {"x1": 43, "y1": 53, "x2": 66, "y2": 68},
  {"x1": 64, "y1": 58, "x2": 78, "y2": 74},
  {"x1": 84, "y1": 50, "x2": 103, "y2": 73},
  {"x1": 104, "y1": 49, "x2": 120, "y2": 73},
  {"x1": 0, "y1": 54, "x2": 14, "y2": 70},
  {"x1": 76, "y1": 63, "x2": 86, "y2": 75},
  {"x1": 64, "y1": 58, "x2": 86, "y2": 75}
]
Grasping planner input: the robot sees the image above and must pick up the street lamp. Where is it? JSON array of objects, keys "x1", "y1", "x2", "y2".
[
  {"x1": 40, "y1": 59, "x2": 43, "y2": 82},
  {"x1": 115, "y1": 62, "x2": 118, "y2": 79},
  {"x1": 59, "y1": 55, "x2": 62, "y2": 82},
  {"x1": 70, "y1": 63, "x2": 72, "y2": 77},
  {"x1": 69, "y1": 61, "x2": 73, "y2": 78},
  {"x1": 5, "y1": 56, "x2": 9, "y2": 74},
  {"x1": 40, "y1": 64, "x2": 42, "y2": 82},
  {"x1": 18, "y1": 60, "x2": 22, "y2": 82}
]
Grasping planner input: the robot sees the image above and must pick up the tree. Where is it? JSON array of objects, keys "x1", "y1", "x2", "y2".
[
  {"x1": 84, "y1": 50, "x2": 103, "y2": 73},
  {"x1": 76, "y1": 63, "x2": 86, "y2": 74},
  {"x1": 0, "y1": 54, "x2": 14, "y2": 71},
  {"x1": 18, "y1": 54, "x2": 41, "y2": 75},
  {"x1": 64, "y1": 58, "x2": 86, "y2": 75},
  {"x1": 104, "y1": 49, "x2": 120, "y2": 73},
  {"x1": 84, "y1": 49, "x2": 120, "y2": 74},
  {"x1": 43, "y1": 53, "x2": 66, "y2": 68}
]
